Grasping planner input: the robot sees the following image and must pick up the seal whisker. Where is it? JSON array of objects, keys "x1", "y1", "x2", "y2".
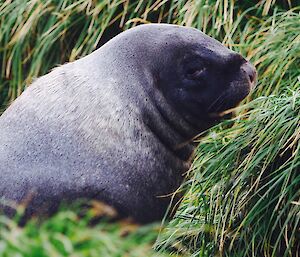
[{"x1": 207, "y1": 90, "x2": 229, "y2": 112}]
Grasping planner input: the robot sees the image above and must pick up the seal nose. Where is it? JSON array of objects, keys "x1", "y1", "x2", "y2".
[
  {"x1": 241, "y1": 62, "x2": 257, "y2": 87},
  {"x1": 229, "y1": 53, "x2": 245, "y2": 68},
  {"x1": 227, "y1": 53, "x2": 257, "y2": 90}
]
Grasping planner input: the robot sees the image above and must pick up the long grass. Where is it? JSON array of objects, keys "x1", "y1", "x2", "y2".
[
  {"x1": 0, "y1": 203, "x2": 172, "y2": 257},
  {"x1": 0, "y1": 1, "x2": 299, "y2": 256},
  {"x1": 157, "y1": 91, "x2": 300, "y2": 256}
]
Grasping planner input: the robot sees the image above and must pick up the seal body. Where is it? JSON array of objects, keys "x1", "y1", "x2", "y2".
[{"x1": 0, "y1": 24, "x2": 256, "y2": 223}]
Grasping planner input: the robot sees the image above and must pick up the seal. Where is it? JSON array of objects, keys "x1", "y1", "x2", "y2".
[{"x1": 0, "y1": 24, "x2": 256, "y2": 223}]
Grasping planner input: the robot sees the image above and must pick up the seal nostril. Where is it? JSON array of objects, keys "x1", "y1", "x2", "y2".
[
  {"x1": 247, "y1": 67, "x2": 257, "y2": 84},
  {"x1": 241, "y1": 62, "x2": 256, "y2": 85},
  {"x1": 249, "y1": 73, "x2": 254, "y2": 83}
]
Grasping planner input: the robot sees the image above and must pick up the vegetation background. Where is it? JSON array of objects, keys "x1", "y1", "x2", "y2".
[{"x1": 0, "y1": 0, "x2": 299, "y2": 256}]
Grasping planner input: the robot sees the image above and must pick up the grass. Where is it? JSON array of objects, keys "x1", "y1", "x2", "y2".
[
  {"x1": 156, "y1": 91, "x2": 300, "y2": 256},
  {"x1": 0, "y1": 0, "x2": 299, "y2": 256},
  {"x1": 0, "y1": 203, "x2": 171, "y2": 257}
]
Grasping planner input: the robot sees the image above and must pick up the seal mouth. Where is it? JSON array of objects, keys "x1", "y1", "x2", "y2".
[{"x1": 207, "y1": 78, "x2": 253, "y2": 117}]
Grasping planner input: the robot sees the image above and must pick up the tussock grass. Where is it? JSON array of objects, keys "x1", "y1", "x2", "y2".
[
  {"x1": 0, "y1": 205, "x2": 170, "y2": 257},
  {"x1": 235, "y1": 9, "x2": 300, "y2": 98},
  {"x1": 157, "y1": 91, "x2": 300, "y2": 256}
]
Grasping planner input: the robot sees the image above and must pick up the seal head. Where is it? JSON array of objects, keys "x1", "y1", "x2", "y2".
[{"x1": 122, "y1": 24, "x2": 256, "y2": 134}]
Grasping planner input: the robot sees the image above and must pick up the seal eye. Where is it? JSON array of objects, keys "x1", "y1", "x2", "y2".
[{"x1": 186, "y1": 67, "x2": 206, "y2": 80}]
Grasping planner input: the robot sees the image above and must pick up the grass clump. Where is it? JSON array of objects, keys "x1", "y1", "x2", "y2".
[
  {"x1": 0, "y1": 204, "x2": 171, "y2": 257},
  {"x1": 157, "y1": 91, "x2": 300, "y2": 256},
  {"x1": 235, "y1": 9, "x2": 300, "y2": 97}
]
